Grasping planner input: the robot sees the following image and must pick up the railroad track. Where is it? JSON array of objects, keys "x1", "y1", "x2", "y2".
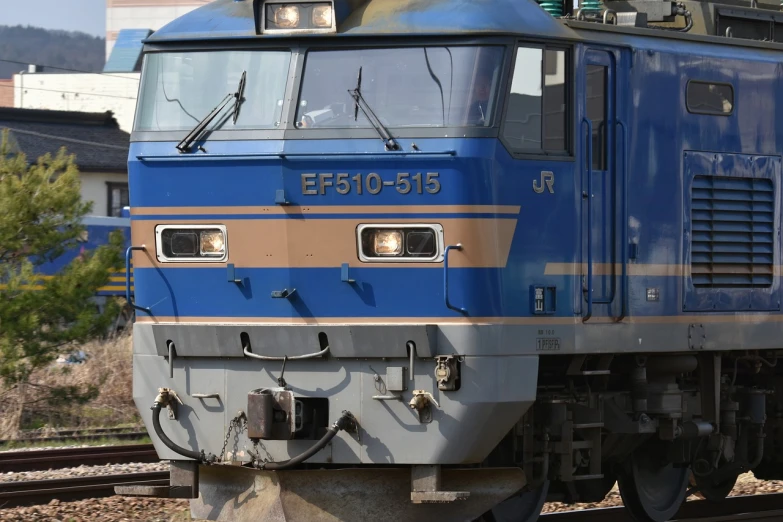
[
  {"x1": 541, "y1": 492, "x2": 783, "y2": 521},
  {"x1": 0, "y1": 471, "x2": 169, "y2": 508},
  {"x1": 1, "y1": 426, "x2": 148, "y2": 445},
  {"x1": 0, "y1": 444, "x2": 159, "y2": 473}
]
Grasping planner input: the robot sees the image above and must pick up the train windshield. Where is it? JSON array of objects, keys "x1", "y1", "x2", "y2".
[
  {"x1": 135, "y1": 50, "x2": 291, "y2": 132},
  {"x1": 297, "y1": 46, "x2": 504, "y2": 129}
]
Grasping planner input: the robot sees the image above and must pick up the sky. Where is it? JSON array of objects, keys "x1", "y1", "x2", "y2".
[{"x1": 2, "y1": 0, "x2": 106, "y2": 37}]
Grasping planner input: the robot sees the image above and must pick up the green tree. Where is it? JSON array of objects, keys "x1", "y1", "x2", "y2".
[{"x1": 0, "y1": 131, "x2": 124, "y2": 412}]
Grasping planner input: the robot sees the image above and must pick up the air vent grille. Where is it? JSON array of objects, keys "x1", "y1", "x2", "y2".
[{"x1": 691, "y1": 175, "x2": 774, "y2": 288}]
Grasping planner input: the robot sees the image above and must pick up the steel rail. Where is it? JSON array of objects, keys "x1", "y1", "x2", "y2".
[
  {"x1": 0, "y1": 431, "x2": 149, "y2": 445},
  {"x1": 0, "y1": 444, "x2": 158, "y2": 473},
  {"x1": 15, "y1": 426, "x2": 145, "y2": 438},
  {"x1": 0, "y1": 471, "x2": 169, "y2": 507},
  {"x1": 540, "y1": 492, "x2": 783, "y2": 522}
]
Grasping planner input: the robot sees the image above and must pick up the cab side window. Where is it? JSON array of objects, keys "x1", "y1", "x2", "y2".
[{"x1": 502, "y1": 45, "x2": 569, "y2": 156}]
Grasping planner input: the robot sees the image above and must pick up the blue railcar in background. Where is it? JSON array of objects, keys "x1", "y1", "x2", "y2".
[
  {"x1": 33, "y1": 214, "x2": 133, "y2": 329},
  {"x1": 117, "y1": 0, "x2": 783, "y2": 520}
]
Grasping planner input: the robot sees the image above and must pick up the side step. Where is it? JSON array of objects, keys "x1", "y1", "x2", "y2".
[
  {"x1": 115, "y1": 461, "x2": 198, "y2": 499},
  {"x1": 411, "y1": 465, "x2": 470, "y2": 504}
]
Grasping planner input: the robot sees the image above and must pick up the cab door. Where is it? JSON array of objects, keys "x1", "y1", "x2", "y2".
[{"x1": 581, "y1": 48, "x2": 625, "y2": 321}]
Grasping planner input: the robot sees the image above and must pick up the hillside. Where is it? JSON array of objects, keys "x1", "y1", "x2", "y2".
[{"x1": 0, "y1": 25, "x2": 105, "y2": 79}]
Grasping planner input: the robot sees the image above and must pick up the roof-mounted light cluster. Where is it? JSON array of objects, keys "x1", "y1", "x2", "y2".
[{"x1": 260, "y1": 1, "x2": 336, "y2": 34}]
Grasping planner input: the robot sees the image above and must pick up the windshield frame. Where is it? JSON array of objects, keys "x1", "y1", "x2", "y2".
[{"x1": 131, "y1": 36, "x2": 516, "y2": 143}]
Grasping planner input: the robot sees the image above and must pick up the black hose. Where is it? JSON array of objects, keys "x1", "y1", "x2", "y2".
[
  {"x1": 152, "y1": 402, "x2": 205, "y2": 462},
  {"x1": 259, "y1": 411, "x2": 355, "y2": 471}
]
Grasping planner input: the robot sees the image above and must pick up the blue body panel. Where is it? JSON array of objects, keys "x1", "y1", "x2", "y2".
[
  {"x1": 34, "y1": 216, "x2": 132, "y2": 297},
  {"x1": 131, "y1": 1, "x2": 783, "y2": 347}
]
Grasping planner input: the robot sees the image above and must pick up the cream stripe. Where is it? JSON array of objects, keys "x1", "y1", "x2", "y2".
[
  {"x1": 130, "y1": 205, "x2": 521, "y2": 216},
  {"x1": 135, "y1": 316, "x2": 579, "y2": 325},
  {"x1": 131, "y1": 217, "x2": 518, "y2": 269},
  {"x1": 135, "y1": 314, "x2": 783, "y2": 326}
]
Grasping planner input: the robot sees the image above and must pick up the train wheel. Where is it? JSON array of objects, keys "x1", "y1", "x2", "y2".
[
  {"x1": 617, "y1": 446, "x2": 689, "y2": 522},
  {"x1": 478, "y1": 480, "x2": 550, "y2": 522},
  {"x1": 690, "y1": 472, "x2": 737, "y2": 503}
]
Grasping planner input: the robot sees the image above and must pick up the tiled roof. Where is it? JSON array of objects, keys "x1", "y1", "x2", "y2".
[{"x1": 0, "y1": 107, "x2": 129, "y2": 172}]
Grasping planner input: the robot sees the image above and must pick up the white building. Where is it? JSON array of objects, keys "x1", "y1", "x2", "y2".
[
  {"x1": 13, "y1": 70, "x2": 140, "y2": 132},
  {"x1": 12, "y1": 0, "x2": 212, "y2": 131},
  {"x1": 106, "y1": 0, "x2": 212, "y2": 59}
]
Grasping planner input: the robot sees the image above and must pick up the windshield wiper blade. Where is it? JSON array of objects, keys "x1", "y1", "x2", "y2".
[
  {"x1": 232, "y1": 71, "x2": 247, "y2": 124},
  {"x1": 347, "y1": 67, "x2": 400, "y2": 151},
  {"x1": 176, "y1": 70, "x2": 247, "y2": 153}
]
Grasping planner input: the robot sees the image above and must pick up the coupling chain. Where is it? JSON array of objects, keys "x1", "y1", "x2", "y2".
[{"x1": 218, "y1": 412, "x2": 247, "y2": 463}]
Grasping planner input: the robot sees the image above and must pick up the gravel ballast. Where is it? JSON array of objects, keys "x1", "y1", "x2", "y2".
[
  {"x1": 0, "y1": 462, "x2": 169, "y2": 483},
  {"x1": 0, "y1": 497, "x2": 189, "y2": 522},
  {"x1": 0, "y1": 467, "x2": 780, "y2": 520}
]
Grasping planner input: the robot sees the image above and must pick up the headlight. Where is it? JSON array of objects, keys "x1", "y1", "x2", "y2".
[
  {"x1": 358, "y1": 225, "x2": 444, "y2": 262},
  {"x1": 200, "y1": 230, "x2": 226, "y2": 256},
  {"x1": 373, "y1": 230, "x2": 403, "y2": 256},
  {"x1": 270, "y1": 4, "x2": 300, "y2": 29},
  {"x1": 312, "y1": 5, "x2": 332, "y2": 27},
  {"x1": 263, "y1": 2, "x2": 334, "y2": 32},
  {"x1": 156, "y1": 225, "x2": 227, "y2": 262}
]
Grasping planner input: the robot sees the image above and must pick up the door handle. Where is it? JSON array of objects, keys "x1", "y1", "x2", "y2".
[
  {"x1": 582, "y1": 118, "x2": 594, "y2": 322},
  {"x1": 125, "y1": 246, "x2": 150, "y2": 314},
  {"x1": 616, "y1": 119, "x2": 629, "y2": 321},
  {"x1": 444, "y1": 244, "x2": 467, "y2": 315}
]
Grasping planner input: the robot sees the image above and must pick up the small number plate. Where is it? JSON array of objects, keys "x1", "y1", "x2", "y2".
[{"x1": 536, "y1": 338, "x2": 561, "y2": 352}]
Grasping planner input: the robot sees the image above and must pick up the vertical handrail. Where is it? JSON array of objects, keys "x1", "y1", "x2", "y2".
[
  {"x1": 126, "y1": 246, "x2": 151, "y2": 314},
  {"x1": 582, "y1": 118, "x2": 594, "y2": 322},
  {"x1": 616, "y1": 120, "x2": 629, "y2": 321},
  {"x1": 444, "y1": 244, "x2": 467, "y2": 315}
]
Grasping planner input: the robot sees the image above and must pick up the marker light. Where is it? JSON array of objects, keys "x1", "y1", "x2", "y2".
[
  {"x1": 200, "y1": 230, "x2": 226, "y2": 256},
  {"x1": 374, "y1": 230, "x2": 403, "y2": 256},
  {"x1": 273, "y1": 5, "x2": 300, "y2": 28},
  {"x1": 358, "y1": 225, "x2": 444, "y2": 262},
  {"x1": 312, "y1": 5, "x2": 333, "y2": 27},
  {"x1": 156, "y1": 225, "x2": 228, "y2": 262}
]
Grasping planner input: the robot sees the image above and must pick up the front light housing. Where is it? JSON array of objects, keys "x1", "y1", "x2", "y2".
[
  {"x1": 263, "y1": 1, "x2": 334, "y2": 32},
  {"x1": 358, "y1": 224, "x2": 444, "y2": 262},
  {"x1": 156, "y1": 225, "x2": 228, "y2": 262}
]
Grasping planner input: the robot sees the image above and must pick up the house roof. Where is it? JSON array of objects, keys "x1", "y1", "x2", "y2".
[{"x1": 0, "y1": 108, "x2": 129, "y2": 172}]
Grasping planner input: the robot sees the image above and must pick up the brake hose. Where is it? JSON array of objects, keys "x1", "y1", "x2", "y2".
[
  {"x1": 258, "y1": 411, "x2": 356, "y2": 471},
  {"x1": 152, "y1": 401, "x2": 210, "y2": 462}
]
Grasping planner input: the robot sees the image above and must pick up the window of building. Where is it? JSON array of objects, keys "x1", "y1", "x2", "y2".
[
  {"x1": 686, "y1": 81, "x2": 734, "y2": 115},
  {"x1": 585, "y1": 64, "x2": 607, "y2": 170},
  {"x1": 107, "y1": 182, "x2": 129, "y2": 217},
  {"x1": 502, "y1": 45, "x2": 568, "y2": 155}
]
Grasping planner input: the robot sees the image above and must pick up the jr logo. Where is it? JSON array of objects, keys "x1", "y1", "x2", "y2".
[{"x1": 533, "y1": 171, "x2": 555, "y2": 194}]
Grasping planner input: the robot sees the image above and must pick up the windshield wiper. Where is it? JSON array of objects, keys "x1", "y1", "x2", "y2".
[
  {"x1": 176, "y1": 70, "x2": 247, "y2": 153},
  {"x1": 347, "y1": 67, "x2": 400, "y2": 151}
]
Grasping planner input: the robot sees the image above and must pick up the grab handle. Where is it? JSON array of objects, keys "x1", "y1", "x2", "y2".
[
  {"x1": 243, "y1": 345, "x2": 330, "y2": 361},
  {"x1": 444, "y1": 244, "x2": 467, "y2": 315},
  {"x1": 125, "y1": 246, "x2": 150, "y2": 314},
  {"x1": 616, "y1": 119, "x2": 629, "y2": 321},
  {"x1": 582, "y1": 118, "x2": 594, "y2": 322}
]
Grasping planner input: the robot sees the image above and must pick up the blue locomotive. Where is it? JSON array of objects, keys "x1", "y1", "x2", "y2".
[
  {"x1": 30, "y1": 215, "x2": 133, "y2": 330},
  {"x1": 118, "y1": 0, "x2": 783, "y2": 520}
]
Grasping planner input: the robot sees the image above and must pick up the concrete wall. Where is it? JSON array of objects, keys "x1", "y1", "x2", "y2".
[
  {"x1": 80, "y1": 171, "x2": 129, "y2": 216},
  {"x1": 13, "y1": 72, "x2": 140, "y2": 131},
  {"x1": 106, "y1": 0, "x2": 211, "y2": 58}
]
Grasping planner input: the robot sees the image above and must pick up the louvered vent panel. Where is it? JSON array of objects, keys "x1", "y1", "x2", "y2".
[{"x1": 691, "y1": 175, "x2": 774, "y2": 288}]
